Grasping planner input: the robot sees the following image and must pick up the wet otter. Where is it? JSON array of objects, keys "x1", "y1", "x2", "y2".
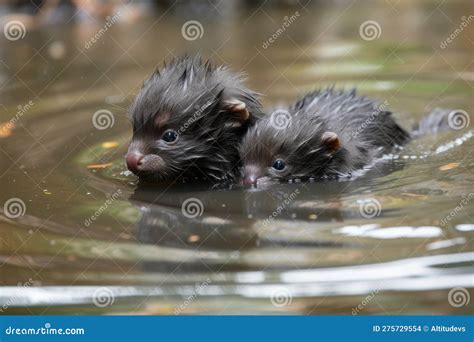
[
  {"x1": 240, "y1": 88, "x2": 434, "y2": 185},
  {"x1": 126, "y1": 56, "x2": 263, "y2": 182}
]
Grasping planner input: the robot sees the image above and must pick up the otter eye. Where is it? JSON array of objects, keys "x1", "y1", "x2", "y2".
[
  {"x1": 161, "y1": 130, "x2": 178, "y2": 143},
  {"x1": 272, "y1": 159, "x2": 286, "y2": 171}
]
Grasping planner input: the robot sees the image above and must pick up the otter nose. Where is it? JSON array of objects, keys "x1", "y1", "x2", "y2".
[
  {"x1": 126, "y1": 152, "x2": 144, "y2": 174},
  {"x1": 243, "y1": 174, "x2": 257, "y2": 186},
  {"x1": 242, "y1": 165, "x2": 262, "y2": 186}
]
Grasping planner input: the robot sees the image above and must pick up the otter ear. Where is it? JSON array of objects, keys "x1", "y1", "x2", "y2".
[
  {"x1": 321, "y1": 131, "x2": 341, "y2": 154},
  {"x1": 222, "y1": 98, "x2": 250, "y2": 124}
]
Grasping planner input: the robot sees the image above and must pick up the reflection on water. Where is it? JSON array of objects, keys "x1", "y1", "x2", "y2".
[{"x1": 0, "y1": 0, "x2": 473, "y2": 314}]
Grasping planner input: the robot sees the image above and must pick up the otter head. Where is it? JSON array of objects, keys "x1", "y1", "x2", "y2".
[
  {"x1": 126, "y1": 56, "x2": 262, "y2": 182},
  {"x1": 239, "y1": 111, "x2": 342, "y2": 185}
]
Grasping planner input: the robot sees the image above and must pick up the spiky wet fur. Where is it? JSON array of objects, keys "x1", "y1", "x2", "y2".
[
  {"x1": 239, "y1": 88, "x2": 410, "y2": 180},
  {"x1": 128, "y1": 56, "x2": 263, "y2": 182}
]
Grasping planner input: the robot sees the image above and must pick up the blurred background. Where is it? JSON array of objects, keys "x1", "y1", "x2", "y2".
[{"x1": 0, "y1": 0, "x2": 472, "y2": 315}]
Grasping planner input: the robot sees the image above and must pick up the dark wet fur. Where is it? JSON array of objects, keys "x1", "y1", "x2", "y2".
[
  {"x1": 411, "y1": 107, "x2": 454, "y2": 137},
  {"x1": 128, "y1": 56, "x2": 263, "y2": 182},
  {"x1": 239, "y1": 88, "x2": 410, "y2": 180}
]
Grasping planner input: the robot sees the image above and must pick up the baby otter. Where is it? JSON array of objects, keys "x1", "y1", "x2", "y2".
[
  {"x1": 126, "y1": 56, "x2": 262, "y2": 182},
  {"x1": 239, "y1": 89, "x2": 410, "y2": 185}
]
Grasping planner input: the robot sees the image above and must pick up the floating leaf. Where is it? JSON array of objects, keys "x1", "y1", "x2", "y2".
[
  {"x1": 102, "y1": 141, "x2": 119, "y2": 149},
  {"x1": 439, "y1": 162, "x2": 460, "y2": 171},
  {"x1": 0, "y1": 122, "x2": 14, "y2": 138},
  {"x1": 188, "y1": 234, "x2": 200, "y2": 243},
  {"x1": 87, "y1": 163, "x2": 113, "y2": 169}
]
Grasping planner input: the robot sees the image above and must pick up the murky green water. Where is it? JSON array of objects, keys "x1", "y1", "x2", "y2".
[{"x1": 0, "y1": 0, "x2": 473, "y2": 314}]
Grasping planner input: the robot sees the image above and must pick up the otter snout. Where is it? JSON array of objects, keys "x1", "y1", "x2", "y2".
[
  {"x1": 126, "y1": 152, "x2": 144, "y2": 174},
  {"x1": 243, "y1": 174, "x2": 257, "y2": 186},
  {"x1": 126, "y1": 151, "x2": 164, "y2": 174},
  {"x1": 242, "y1": 165, "x2": 264, "y2": 185}
]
